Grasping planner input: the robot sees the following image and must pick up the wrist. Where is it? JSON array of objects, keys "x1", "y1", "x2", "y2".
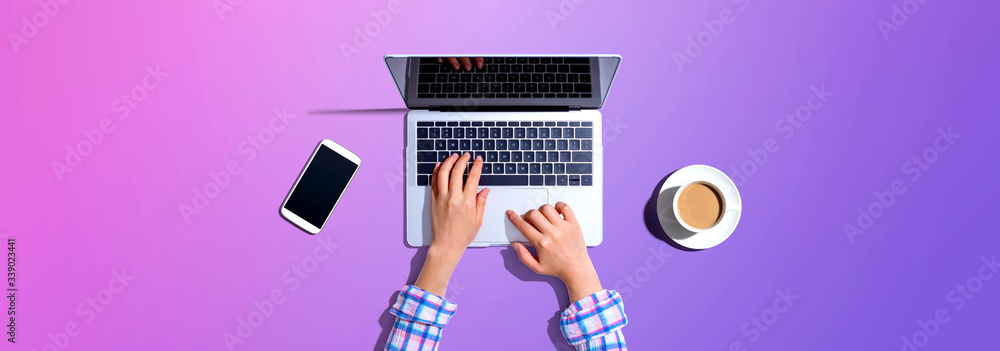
[
  {"x1": 414, "y1": 246, "x2": 465, "y2": 297},
  {"x1": 427, "y1": 244, "x2": 465, "y2": 265},
  {"x1": 562, "y1": 267, "x2": 603, "y2": 303}
]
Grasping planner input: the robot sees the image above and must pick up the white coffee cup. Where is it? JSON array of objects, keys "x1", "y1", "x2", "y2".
[{"x1": 672, "y1": 180, "x2": 736, "y2": 233}]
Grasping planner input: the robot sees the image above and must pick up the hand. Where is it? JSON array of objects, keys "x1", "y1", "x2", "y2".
[
  {"x1": 414, "y1": 152, "x2": 489, "y2": 297},
  {"x1": 508, "y1": 203, "x2": 603, "y2": 302},
  {"x1": 439, "y1": 57, "x2": 484, "y2": 71},
  {"x1": 429, "y1": 152, "x2": 489, "y2": 253}
]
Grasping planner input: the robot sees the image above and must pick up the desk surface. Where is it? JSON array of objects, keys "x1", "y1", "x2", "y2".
[{"x1": 7, "y1": 0, "x2": 999, "y2": 350}]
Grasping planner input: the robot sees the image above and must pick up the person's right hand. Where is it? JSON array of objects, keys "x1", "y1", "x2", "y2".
[{"x1": 507, "y1": 203, "x2": 604, "y2": 302}]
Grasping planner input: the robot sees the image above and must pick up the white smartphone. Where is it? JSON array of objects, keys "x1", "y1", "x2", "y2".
[{"x1": 280, "y1": 139, "x2": 361, "y2": 234}]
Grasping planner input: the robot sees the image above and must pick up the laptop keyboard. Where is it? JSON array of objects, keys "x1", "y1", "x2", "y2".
[
  {"x1": 415, "y1": 57, "x2": 595, "y2": 99},
  {"x1": 415, "y1": 121, "x2": 595, "y2": 186}
]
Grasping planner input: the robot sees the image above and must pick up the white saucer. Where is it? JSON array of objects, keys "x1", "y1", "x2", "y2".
[{"x1": 656, "y1": 165, "x2": 742, "y2": 250}]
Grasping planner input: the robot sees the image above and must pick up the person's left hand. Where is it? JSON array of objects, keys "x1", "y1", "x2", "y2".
[
  {"x1": 439, "y1": 57, "x2": 484, "y2": 71},
  {"x1": 414, "y1": 153, "x2": 488, "y2": 297},
  {"x1": 429, "y1": 152, "x2": 489, "y2": 253}
]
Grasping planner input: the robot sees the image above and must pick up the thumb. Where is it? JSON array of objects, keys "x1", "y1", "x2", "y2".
[
  {"x1": 513, "y1": 242, "x2": 543, "y2": 274},
  {"x1": 476, "y1": 188, "x2": 490, "y2": 222}
]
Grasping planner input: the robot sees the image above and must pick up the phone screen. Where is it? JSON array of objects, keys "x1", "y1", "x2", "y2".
[{"x1": 284, "y1": 146, "x2": 359, "y2": 228}]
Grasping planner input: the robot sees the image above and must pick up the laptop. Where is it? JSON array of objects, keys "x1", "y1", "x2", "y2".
[{"x1": 385, "y1": 55, "x2": 621, "y2": 247}]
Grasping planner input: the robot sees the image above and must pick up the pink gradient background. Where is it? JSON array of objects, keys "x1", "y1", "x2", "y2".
[{"x1": 2, "y1": 0, "x2": 999, "y2": 350}]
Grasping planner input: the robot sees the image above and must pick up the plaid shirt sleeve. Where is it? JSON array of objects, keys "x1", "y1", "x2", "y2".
[
  {"x1": 560, "y1": 289, "x2": 628, "y2": 351},
  {"x1": 384, "y1": 285, "x2": 458, "y2": 351}
]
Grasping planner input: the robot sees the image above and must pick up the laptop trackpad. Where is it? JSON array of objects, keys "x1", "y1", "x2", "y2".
[{"x1": 477, "y1": 188, "x2": 548, "y2": 244}]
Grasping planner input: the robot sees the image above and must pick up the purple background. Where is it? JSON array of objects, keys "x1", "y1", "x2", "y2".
[{"x1": 3, "y1": 0, "x2": 999, "y2": 350}]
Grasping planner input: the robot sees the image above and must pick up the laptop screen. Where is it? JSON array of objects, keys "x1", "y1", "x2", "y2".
[{"x1": 385, "y1": 55, "x2": 621, "y2": 110}]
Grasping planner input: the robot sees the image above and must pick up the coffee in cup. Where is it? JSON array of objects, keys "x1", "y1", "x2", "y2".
[{"x1": 673, "y1": 181, "x2": 726, "y2": 231}]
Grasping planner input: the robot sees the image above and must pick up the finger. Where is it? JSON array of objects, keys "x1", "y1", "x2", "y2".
[
  {"x1": 431, "y1": 162, "x2": 441, "y2": 196},
  {"x1": 539, "y1": 204, "x2": 562, "y2": 225},
  {"x1": 436, "y1": 153, "x2": 459, "y2": 195},
  {"x1": 447, "y1": 58, "x2": 460, "y2": 70},
  {"x1": 437, "y1": 57, "x2": 443, "y2": 64},
  {"x1": 475, "y1": 57, "x2": 484, "y2": 69},
  {"x1": 525, "y1": 209, "x2": 554, "y2": 233},
  {"x1": 450, "y1": 153, "x2": 471, "y2": 193},
  {"x1": 513, "y1": 242, "x2": 544, "y2": 274},
  {"x1": 506, "y1": 210, "x2": 542, "y2": 242},
  {"x1": 554, "y1": 202, "x2": 578, "y2": 223},
  {"x1": 476, "y1": 188, "x2": 489, "y2": 223},
  {"x1": 459, "y1": 58, "x2": 472, "y2": 71},
  {"x1": 465, "y1": 155, "x2": 483, "y2": 195}
]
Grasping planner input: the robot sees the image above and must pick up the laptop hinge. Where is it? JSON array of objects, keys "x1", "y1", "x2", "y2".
[{"x1": 430, "y1": 105, "x2": 576, "y2": 112}]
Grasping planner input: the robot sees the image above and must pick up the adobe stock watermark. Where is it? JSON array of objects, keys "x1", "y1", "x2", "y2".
[
  {"x1": 443, "y1": 278, "x2": 467, "y2": 302},
  {"x1": 178, "y1": 107, "x2": 295, "y2": 224},
  {"x1": 843, "y1": 126, "x2": 959, "y2": 244},
  {"x1": 340, "y1": 0, "x2": 412, "y2": 63},
  {"x1": 544, "y1": 0, "x2": 588, "y2": 32},
  {"x1": 726, "y1": 287, "x2": 800, "y2": 351},
  {"x1": 877, "y1": 0, "x2": 929, "y2": 41},
  {"x1": 7, "y1": 0, "x2": 72, "y2": 54},
  {"x1": 727, "y1": 84, "x2": 834, "y2": 186},
  {"x1": 611, "y1": 245, "x2": 672, "y2": 301},
  {"x1": 898, "y1": 255, "x2": 996, "y2": 351},
  {"x1": 222, "y1": 235, "x2": 339, "y2": 350},
  {"x1": 32, "y1": 267, "x2": 135, "y2": 351},
  {"x1": 601, "y1": 115, "x2": 629, "y2": 145},
  {"x1": 213, "y1": 0, "x2": 247, "y2": 21},
  {"x1": 672, "y1": 0, "x2": 752, "y2": 73},
  {"x1": 51, "y1": 65, "x2": 170, "y2": 182}
]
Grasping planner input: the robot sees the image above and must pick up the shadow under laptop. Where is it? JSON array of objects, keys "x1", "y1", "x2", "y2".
[
  {"x1": 373, "y1": 247, "x2": 428, "y2": 351},
  {"x1": 643, "y1": 170, "x2": 702, "y2": 252},
  {"x1": 308, "y1": 108, "x2": 409, "y2": 115},
  {"x1": 499, "y1": 248, "x2": 576, "y2": 351}
]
